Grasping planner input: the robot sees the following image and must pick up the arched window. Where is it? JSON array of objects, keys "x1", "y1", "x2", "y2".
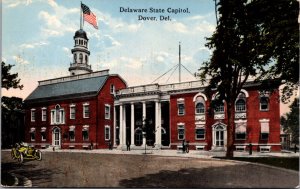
[
  {"x1": 79, "y1": 53, "x2": 83, "y2": 63},
  {"x1": 196, "y1": 103, "x2": 205, "y2": 114},
  {"x1": 214, "y1": 94, "x2": 224, "y2": 113},
  {"x1": 85, "y1": 55, "x2": 88, "y2": 63},
  {"x1": 235, "y1": 99, "x2": 246, "y2": 112},
  {"x1": 74, "y1": 54, "x2": 77, "y2": 63},
  {"x1": 260, "y1": 97, "x2": 269, "y2": 111},
  {"x1": 195, "y1": 96, "x2": 205, "y2": 114}
]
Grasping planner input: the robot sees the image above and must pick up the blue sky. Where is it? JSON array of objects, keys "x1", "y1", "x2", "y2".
[
  {"x1": 1, "y1": 0, "x2": 293, "y2": 115},
  {"x1": 2, "y1": 0, "x2": 215, "y2": 97}
]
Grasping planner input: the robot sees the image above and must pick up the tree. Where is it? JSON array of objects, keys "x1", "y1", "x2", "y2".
[
  {"x1": 1, "y1": 62, "x2": 24, "y2": 147},
  {"x1": 197, "y1": 0, "x2": 298, "y2": 157},
  {"x1": 2, "y1": 61, "x2": 23, "y2": 90},
  {"x1": 281, "y1": 98, "x2": 299, "y2": 145}
]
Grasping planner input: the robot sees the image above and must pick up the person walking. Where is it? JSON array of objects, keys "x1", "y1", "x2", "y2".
[
  {"x1": 182, "y1": 139, "x2": 186, "y2": 153},
  {"x1": 126, "y1": 140, "x2": 130, "y2": 151}
]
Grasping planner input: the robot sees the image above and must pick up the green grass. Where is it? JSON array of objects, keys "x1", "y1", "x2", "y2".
[
  {"x1": 1, "y1": 172, "x2": 15, "y2": 186},
  {"x1": 217, "y1": 157, "x2": 299, "y2": 171}
]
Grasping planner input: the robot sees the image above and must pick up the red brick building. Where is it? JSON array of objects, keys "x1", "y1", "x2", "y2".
[
  {"x1": 115, "y1": 81, "x2": 281, "y2": 152},
  {"x1": 24, "y1": 28, "x2": 281, "y2": 152},
  {"x1": 24, "y1": 29, "x2": 127, "y2": 150}
]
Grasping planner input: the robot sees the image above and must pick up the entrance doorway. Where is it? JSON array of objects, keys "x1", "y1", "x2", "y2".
[
  {"x1": 52, "y1": 127, "x2": 61, "y2": 148},
  {"x1": 212, "y1": 123, "x2": 227, "y2": 151}
]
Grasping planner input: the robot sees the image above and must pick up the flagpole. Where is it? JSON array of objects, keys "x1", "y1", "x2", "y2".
[{"x1": 80, "y1": 1, "x2": 83, "y2": 29}]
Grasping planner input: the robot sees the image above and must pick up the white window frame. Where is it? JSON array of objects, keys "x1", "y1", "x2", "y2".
[
  {"x1": 195, "y1": 102, "x2": 205, "y2": 114},
  {"x1": 41, "y1": 130, "x2": 46, "y2": 141},
  {"x1": 177, "y1": 123, "x2": 185, "y2": 140},
  {"x1": 82, "y1": 126, "x2": 89, "y2": 141},
  {"x1": 83, "y1": 103, "x2": 90, "y2": 118},
  {"x1": 41, "y1": 107, "x2": 47, "y2": 121},
  {"x1": 177, "y1": 99, "x2": 185, "y2": 116},
  {"x1": 195, "y1": 127, "x2": 205, "y2": 140},
  {"x1": 235, "y1": 99, "x2": 246, "y2": 112},
  {"x1": 50, "y1": 105, "x2": 65, "y2": 125},
  {"x1": 31, "y1": 109, "x2": 36, "y2": 122},
  {"x1": 69, "y1": 131, "x2": 75, "y2": 141},
  {"x1": 110, "y1": 84, "x2": 115, "y2": 95},
  {"x1": 105, "y1": 104, "x2": 111, "y2": 120},
  {"x1": 260, "y1": 97, "x2": 269, "y2": 111},
  {"x1": 105, "y1": 125, "x2": 111, "y2": 141},
  {"x1": 70, "y1": 104, "x2": 76, "y2": 120},
  {"x1": 30, "y1": 128, "x2": 36, "y2": 141}
]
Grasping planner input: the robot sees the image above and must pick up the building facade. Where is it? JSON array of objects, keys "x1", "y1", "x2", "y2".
[
  {"x1": 24, "y1": 29, "x2": 127, "y2": 149},
  {"x1": 114, "y1": 81, "x2": 281, "y2": 152},
  {"x1": 24, "y1": 28, "x2": 281, "y2": 152}
]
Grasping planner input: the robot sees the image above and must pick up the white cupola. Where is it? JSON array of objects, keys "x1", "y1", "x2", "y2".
[{"x1": 69, "y1": 29, "x2": 93, "y2": 75}]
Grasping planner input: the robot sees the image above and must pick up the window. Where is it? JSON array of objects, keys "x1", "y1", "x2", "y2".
[
  {"x1": 214, "y1": 104, "x2": 224, "y2": 113},
  {"x1": 236, "y1": 133, "x2": 246, "y2": 140},
  {"x1": 74, "y1": 54, "x2": 77, "y2": 63},
  {"x1": 85, "y1": 55, "x2": 88, "y2": 63},
  {"x1": 31, "y1": 109, "x2": 36, "y2": 122},
  {"x1": 260, "y1": 119, "x2": 269, "y2": 140},
  {"x1": 105, "y1": 105, "x2": 111, "y2": 120},
  {"x1": 50, "y1": 105, "x2": 65, "y2": 124},
  {"x1": 195, "y1": 102, "x2": 205, "y2": 114},
  {"x1": 83, "y1": 103, "x2": 90, "y2": 118},
  {"x1": 42, "y1": 108, "x2": 47, "y2": 121},
  {"x1": 195, "y1": 127, "x2": 205, "y2": 139},
  {"x1": 177, "y1": 98, "x2": 185, "y2": 116},
  {"x1": 69, "y1": 131, "x2": 75, "y2": 141},
  {"x1": 79, "y1": 53, "x2": 83, "y2": 63},
  {"x1": 178, "y1": 124, "x2": 185, "y2": 140},
  {"x1": 70, "y1": 105, "x2": 76, "y2": 119},
  {"x1": 105, "y1": 125, "x2": 110, "y2": 141},
  {"x1": 82, "y1": 128, "x2": 89, "y2": 141},
  {"x1": 30, "y1": 128, "x2": 35, "y2": 141},
  {"x1": 110, "y1": 84, "x2": 115, "y2": 95},
  {"x1": 235, "y1": 99, "x2": 246, "y2": 112},
  {"x1": 41, "y1": 129, "x2": 46, "y2": 141},
  {"x1": 261, "y1": 133, "x2": 269, "y2": 140},
  {"x1": 260, "y1": 97, "x2": 269, "y2": 111},
  {"x1": 235, "y1": 121, "x2": 247, "y2": 140}
]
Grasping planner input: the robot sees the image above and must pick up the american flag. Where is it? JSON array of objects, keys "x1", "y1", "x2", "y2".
[{"x1": 81, "y1": 3, "x2": 98, "y2": 29}]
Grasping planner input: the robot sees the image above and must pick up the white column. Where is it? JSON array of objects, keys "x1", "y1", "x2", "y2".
[
  {"x1": 113, "y1": 105, "x2": 117, "y2": 146},
  {"x1": 123, "y1": 105, "x2": 127, "y2": 146},
  {"x1": 155, "y1": 101, "x2": 162, "y2": 148},
  {"x1": 119, "y1": 104, "x2": 123, "y2": 146},
  {"x1": 142, "y1": 101, "x2": 146, "y2": 146},
  {"x1": 131, "y1": 103, "x2": 135, "y2": 146}
]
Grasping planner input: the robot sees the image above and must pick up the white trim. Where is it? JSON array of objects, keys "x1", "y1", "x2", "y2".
[
  {"x1": 105, "y1": 125, "x2": 111, "y2": 141},
  {"x1": 195, "y1": 127, "x2": 205, "y2": 140},
  {"x1": 41, "y1": 108, "x2": 47, "y2": 121},
  {"x1": 193, "y1": 92, "x2": 207, "y2": 102},
  {"x1": 240, "y1": 89, "x2": 249, "y2": 98},
  {"x1": 177, "y1": 123, "x2": 185, "y2": 140},
  {"x1": 31, "y1": 109, "x2": 36, "y2": 122},
  {"x1": 70, "y1": 106, "x2": 76, "y2": 120},
  {"x1": 83, "y1": 103, "x2": 90, "y2": 118},
  {"x1": 105, "y1": 104, "x2": 111, "y2": 120}
]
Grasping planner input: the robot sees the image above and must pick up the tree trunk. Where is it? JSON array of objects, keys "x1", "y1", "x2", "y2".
[{"x1": 226, "y1": 101, "x2": 235, "y2": 158}]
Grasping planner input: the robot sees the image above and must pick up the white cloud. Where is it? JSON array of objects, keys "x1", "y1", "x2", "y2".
[
  {"x1": 2, "y1": 57, "x2": 7, "y2": 62},
  {"x1": 12, "y1": 55, "x2": 30, "y2": 65},
  {"x1": 167, "y1": 22, "x2": 188, "y2": 33},
  {"x1": 38, "y1": 1, "x2": 78, "y2": 38},
  {"x1": 19, "y1": 41, "x2": 49, "y2": 49},
  {"x1": 5, "y1": 0, "x2": 33, "y2": 8}
]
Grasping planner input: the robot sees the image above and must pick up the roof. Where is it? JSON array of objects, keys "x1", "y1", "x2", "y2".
[
  {"x1": 74, "y1": 29, "x2": 88, "y2": 40},
  {"x1": 25, "y1": 75, "x2": 108, "y2": 103}
]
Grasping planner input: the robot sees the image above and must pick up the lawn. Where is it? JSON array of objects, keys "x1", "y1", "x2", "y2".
[{"x1": 217, "y1": 157, "x2": 299, "y2": 171}]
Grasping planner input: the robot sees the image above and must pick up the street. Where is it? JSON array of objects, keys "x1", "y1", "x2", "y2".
[{"x1": 1, "y1": 150, "x2": 299, "y2": 188}]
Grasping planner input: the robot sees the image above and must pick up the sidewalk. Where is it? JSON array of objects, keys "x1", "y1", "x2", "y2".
[{"x1": 39, "y1": 148, "x2": 300, "y2": 158}]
